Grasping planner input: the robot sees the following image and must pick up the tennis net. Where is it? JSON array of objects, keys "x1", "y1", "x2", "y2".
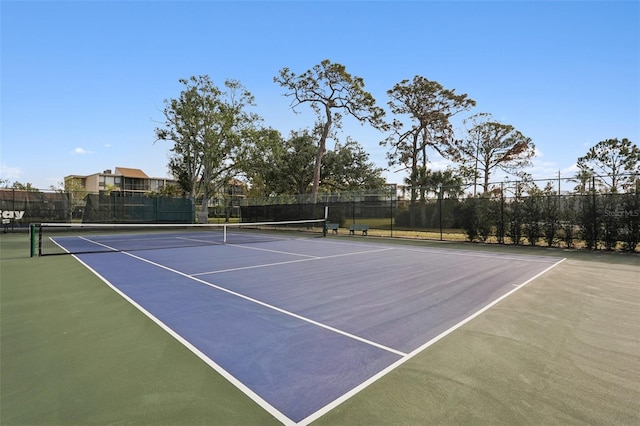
[{"x1": 31, "y1": 219, "x2": 327, "y2": 256}]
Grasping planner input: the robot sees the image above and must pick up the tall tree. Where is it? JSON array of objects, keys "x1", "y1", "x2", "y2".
[
  {"x1": 242, "y1": 127, "x2": 287, "y2": 196},
  {"x1": 577, "y1": 138, "x2": 639, "y2": 192},
  {"x1": 155, "y1": 75, "x2": 258, "y2": 220},
  {"x1": 321, "y1": 137, "x2": 387, "y2": 191},
  {"x1": 277, "y1": 131, "x2": 318, "y2": 195},
  {"x1": 244, "y1": 131, "x2": 386, "y2": 195},
  {"x1": 274, "y1": 59, "x2": 386, "y2": 202},
  {"x1": 405, "y1": 168, "x2": 464, "y2": 199},
  {"x1": 5, "y1": 181, "x2": 38, "y2": 191},
  {"x1": 456, "y1": 113, "x2": 535, "y2": 194},
  {"x1": 382, "y1": 75, "x2": 475, "y2": 225},
  {"x1": 244, "y1": 129, "x2": 316, "y2": 196},
  {"x1": 570, "y1": 168, "x2": 595, "y2": 194}
]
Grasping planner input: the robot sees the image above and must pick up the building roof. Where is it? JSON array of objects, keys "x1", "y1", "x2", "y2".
[{"x1": 114, "y1": 167, "x2": 149, "y2": 178}]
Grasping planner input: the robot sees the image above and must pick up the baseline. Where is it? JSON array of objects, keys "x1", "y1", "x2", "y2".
[
  {"x1": 74, "y1": 251, "x2": 403, "y2": 424},
  {"x1": 73, "y1": 239, "x2": 566, "y2": 425}
]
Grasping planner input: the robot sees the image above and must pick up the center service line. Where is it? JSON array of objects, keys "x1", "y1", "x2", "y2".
[
  {"x1": 191, "y1": 246, "x2": 394, "y2": 276},
  {"x1": 299, "y1": 257, "x2": 567, "y2": 425},
  {"x1": 123, "y1": 250, "x2": 407, "y2": 358}
]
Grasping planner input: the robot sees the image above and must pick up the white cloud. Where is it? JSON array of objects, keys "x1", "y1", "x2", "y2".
[
  {"x1": 71, "y1": 147, "x2": 92, "y2": 155},
  {"x1": 0, "y1": 164, "x2": 23, "y2": 181},
  {"x1": 562, "y1": 163, "x2": 579, "y2": 175},
  {"x1": 429, "y1": 159, "x2": 457, "y2": 171}
]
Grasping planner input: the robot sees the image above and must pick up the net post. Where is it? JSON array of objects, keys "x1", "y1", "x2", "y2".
[
  {"x1": 223, "y1": 224, "x2": 227, "y2": 243},
  {"x1": 29, "y1": 224, "x2": 37, "y2": 257}
]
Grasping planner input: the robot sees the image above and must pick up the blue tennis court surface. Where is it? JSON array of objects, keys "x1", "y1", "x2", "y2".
[{"x1": 72, "y1": 238, "x2": 563, "y2": 424}]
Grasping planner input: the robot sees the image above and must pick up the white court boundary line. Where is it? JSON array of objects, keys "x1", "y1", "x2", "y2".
[
  {"x1": 316, "y1": 237, "x2": 561, "y2": 263},
  {"x1": 72, "y1": 238, "x2": 565, "y2": 425},
  {"x1": 191, "y1": 246, "x2": 394, "y2": 276},
  {"x1": 70, "y1": 254, "x2": 296, "y2": 426},
  {"x1": 73, "y1": 247, "x2": 406, "y2": 425},
  {"x1": 299, "y1": 256, "x2": 567, "y2": 425},
  {"x1": 192, "y1": 240, "x2": 318, "y2": 258},
  {"x1": 122, "y1": 250, "x2": 405, "y2": 357}
]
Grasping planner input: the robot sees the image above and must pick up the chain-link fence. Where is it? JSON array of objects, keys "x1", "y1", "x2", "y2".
[
  {"x1": 240, "y1": 175, "x2": 639, "y2": 252},
  {"x1": 2, "y1": 174, "x2": 638, "y2": 251},
  {"x1": 0, "y1": 189, "x2": 194, "y2": 230},
  {"x1": 1, "y1": 189, "x2": 72, "y2": 231},
  {"x1": 82, "y1": 193, "x2": 193, "y2": 223}
]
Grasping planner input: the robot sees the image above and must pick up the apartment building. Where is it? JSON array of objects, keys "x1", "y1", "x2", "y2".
[{"x1": 65, "y1": 167, "x2": 178, "y2": 194}]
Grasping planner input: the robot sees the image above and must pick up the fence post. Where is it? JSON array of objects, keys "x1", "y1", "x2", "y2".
[
  {"x1": 390, "y1": 187, "x2": 394, "y2": 238},
  {"x1": 112, "y1": 192, "x2": 116, "y2": 223},
  {"x1": 438, "y1": 184, "x2": 443, "y2": 241},
  {"x1": 352, "y1": 199, "x2": 355, "y2": 225},
  {"x1": 592, "y1": 176, "x2": 598, "y2": 249},
  {"x1": 12, "y1": 188, "x2": 16, "y2": 232},
  {"x1": 500, "y1": 182, "x2": 505, "y2": 244}
]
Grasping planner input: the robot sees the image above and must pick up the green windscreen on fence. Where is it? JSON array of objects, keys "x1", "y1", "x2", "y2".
[
  {"x1": 240, "y1": 203, "x2": 328, "y2": 222},
  {"x1": 0, "y1": 189, "x2": 71, "y2": 229},
  {"x1": 82, "y1": 194, "x2": 194, "y2": 223}
]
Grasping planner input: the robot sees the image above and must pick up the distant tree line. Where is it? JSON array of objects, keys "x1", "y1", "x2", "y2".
[
  {"x1": 5, "y1": 59, "x2": 636, "y2": 229},
  {"x1": 152, "y1": 60, "x2": 638, "y2": 224}
]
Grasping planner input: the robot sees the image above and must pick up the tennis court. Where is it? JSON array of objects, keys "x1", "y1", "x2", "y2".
[
  {"x1": 1, "y1": 229, "x2": 639, "y2": 425},
  {"x1": 37, "y1": 225, "x2": 562, "y2": 423}
]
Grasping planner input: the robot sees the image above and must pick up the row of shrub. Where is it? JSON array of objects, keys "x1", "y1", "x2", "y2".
[{"x1": 398, "y1": 193, "x2": 639, "y2": 251}]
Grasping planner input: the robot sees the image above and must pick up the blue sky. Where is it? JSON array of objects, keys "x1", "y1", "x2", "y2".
[{"x1": 2, "y1": 0, "x2": 638, "y2": 189}]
